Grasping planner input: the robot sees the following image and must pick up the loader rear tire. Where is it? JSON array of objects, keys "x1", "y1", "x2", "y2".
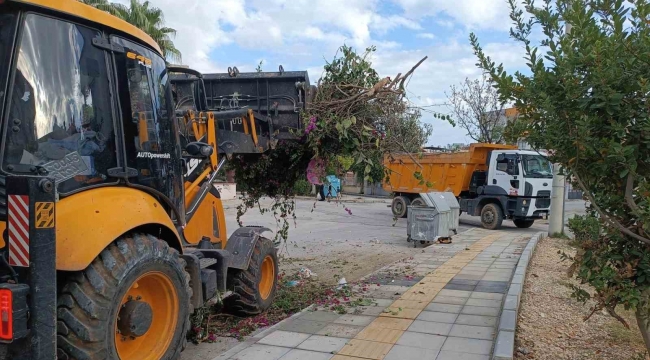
[
  {"x1": 224, "y1": 237, "x2": 278, "y2": 316},
  {"x1": 56, "y1": 234, "x2": 192, "y2": 360}
]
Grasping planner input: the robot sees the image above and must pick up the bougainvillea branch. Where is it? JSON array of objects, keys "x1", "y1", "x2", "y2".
[{"x1": 229, "y1": 45, "x2": 440, "y2": 243}]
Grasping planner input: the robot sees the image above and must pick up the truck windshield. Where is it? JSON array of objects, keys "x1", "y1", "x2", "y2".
[
  {"x1": 521, "y1": 154, "x2": 553, "y2": 178},
  {"x1": 3, "y1": 14, "x2": 117, "y2": 193}
]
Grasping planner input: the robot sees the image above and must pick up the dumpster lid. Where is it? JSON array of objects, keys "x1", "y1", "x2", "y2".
[
  {"x1": 419, "y1": 192, "x2": 452, "y2": 212},
  {"x1": 439, "y1": 192, "x2": 460, "y2": 210}
]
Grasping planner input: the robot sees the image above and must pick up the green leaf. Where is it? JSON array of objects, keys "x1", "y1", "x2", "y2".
[{"x1": 620, "y1": 168, "x2": 629, "y2": 178}]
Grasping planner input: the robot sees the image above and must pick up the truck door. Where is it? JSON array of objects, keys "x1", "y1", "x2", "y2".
[{"x1": 488, "y1": 153, "x2": 521, "y2": 196}]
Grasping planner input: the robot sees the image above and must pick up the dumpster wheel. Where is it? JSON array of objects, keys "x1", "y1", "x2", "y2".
[{"x1": 56, "y1": 234, "x2": 192, "y2": 360}]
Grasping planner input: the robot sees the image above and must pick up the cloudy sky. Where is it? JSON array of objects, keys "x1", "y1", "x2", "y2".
[{"x1": 125, "y1": 0, "x2": 530, "y2": 146}]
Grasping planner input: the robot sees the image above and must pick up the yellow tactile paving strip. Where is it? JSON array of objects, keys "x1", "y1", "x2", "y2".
[{"x1": 336, "y1": 233, "x2": 501, "y2": 360}]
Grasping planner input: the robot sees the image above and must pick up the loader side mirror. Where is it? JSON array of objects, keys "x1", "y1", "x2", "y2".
[{"x1": 186, "y1": 142, "x2": 213, "y2": 158}]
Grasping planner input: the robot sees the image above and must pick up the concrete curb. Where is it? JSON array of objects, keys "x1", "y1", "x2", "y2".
[
  {"x1": 492, "y1": 231, "x2": 546, "y2": 360},
  {"x1": 211, "y1": 304, "x2": 316, "y2": 360}
]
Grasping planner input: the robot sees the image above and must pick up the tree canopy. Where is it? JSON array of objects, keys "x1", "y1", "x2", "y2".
[
  {"x1": 471, "y1": 0, "x2": 650, "y2": 349},
  {"x1": 81, "y1": 0, "x2": 182, "y2": 62},
  {"x1": 446, "y1": 74, "x2": 507, "y2": 144}
]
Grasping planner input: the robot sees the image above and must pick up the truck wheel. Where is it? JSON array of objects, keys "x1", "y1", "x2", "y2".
[
  {"x1": 480, "y1": 203, "x2": 503, "y2": 230},
  {"x1": 392, "y1": 196, "x2": 410, "y2": 218},
  {"x1": 224, "y1": 237, "x2": 279, "y2": 316},
  {"x1": 513, "y1": 219, "x2": 535, "y2": 228},
  {"x1": 56, "y1": 234, "x2": 192, "y2": 360},
  {"x1": 410, "y1": 197, "x2": 426, "y2": 207}
]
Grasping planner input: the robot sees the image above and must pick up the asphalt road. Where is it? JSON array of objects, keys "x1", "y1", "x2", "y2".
[{"x1": 223, "y1": 197, "x2": 588, "y2": 248}]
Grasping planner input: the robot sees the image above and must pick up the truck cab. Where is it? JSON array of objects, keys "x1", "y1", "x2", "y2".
[{"x1": 464, "y1": 149, "x2": 553, "y2": 229}]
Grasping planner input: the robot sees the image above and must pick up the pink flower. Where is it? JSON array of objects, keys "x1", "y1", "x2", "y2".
[{"x1": 304, "y1": 116, "x2": 318, "y2": 135}]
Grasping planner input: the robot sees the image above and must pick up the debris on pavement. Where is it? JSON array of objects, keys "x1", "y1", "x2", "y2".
[{"x1": 298, "y1": 267, "x2": 316, "y2": 279}]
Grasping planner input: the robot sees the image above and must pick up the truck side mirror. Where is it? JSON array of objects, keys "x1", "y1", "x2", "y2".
[{"x1": 186, "y1": 142, "x2": 213, "y2": 158}]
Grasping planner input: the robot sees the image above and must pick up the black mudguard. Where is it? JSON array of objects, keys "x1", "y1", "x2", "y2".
[{"x1": 225, "y1": 226, "x2": 272, "y2": 270}]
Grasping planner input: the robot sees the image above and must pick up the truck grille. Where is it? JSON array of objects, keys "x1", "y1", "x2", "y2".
[{"x1": 535, "y1": 190, "x2": 551, "y2": 208}]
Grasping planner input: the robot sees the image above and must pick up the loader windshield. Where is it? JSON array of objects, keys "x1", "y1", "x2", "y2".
[{"x1": 2, "y1": 14, "x2": 117, "y2": 193}]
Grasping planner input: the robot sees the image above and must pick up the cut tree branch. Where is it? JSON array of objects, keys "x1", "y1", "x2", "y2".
[{"x1": 398, "y1": 56, "x2": 428, "y2": 90}]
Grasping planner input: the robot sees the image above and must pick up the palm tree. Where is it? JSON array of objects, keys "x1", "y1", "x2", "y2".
[{"x1": 80, "y1": 0, "x2": 182, "y2": 63}]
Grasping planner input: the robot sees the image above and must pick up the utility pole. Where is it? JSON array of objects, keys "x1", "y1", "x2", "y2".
[
  {"x1": 549, "y1": 163, "x2": 566, "y2": 236},
  {"x1": 548, "y1": 21, "x2": 571, "y2": 237}
]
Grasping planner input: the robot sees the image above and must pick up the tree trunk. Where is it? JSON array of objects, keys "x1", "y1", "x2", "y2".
[{"x1": 635, "y1": 290, "x2": 650, "y2": 354}]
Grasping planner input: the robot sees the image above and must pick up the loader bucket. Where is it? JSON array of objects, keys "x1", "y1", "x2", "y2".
[{"x1": 202, "y1": 69, "x2": 311, "y2": 139}]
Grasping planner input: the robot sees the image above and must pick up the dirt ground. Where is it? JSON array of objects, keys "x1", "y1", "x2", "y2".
[
  {"x1": 515, "y1": 237, "x2": 647, "y2": 360},
  {"x1": 278, "y1": 242, "x2": 417, "y2": 284}
]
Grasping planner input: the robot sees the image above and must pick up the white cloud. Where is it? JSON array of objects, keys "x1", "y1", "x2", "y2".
[
  {"x1": 370, "y1": 14, "x2": 422, "y2": 35},
  {"x1": 416, "y1": 33, "x2": 436, "y2": 39},
  {"x1": 394, "y1": 0, "x2": 516, "y2": 31},
  {"x1": 112, "y1": 0, "x2": 524, "y2": 145},
  {"x1": 368, "y1": 39, "x2": 526, "y2": 146},
  {"x1": 113, "y1": 0, "x2": 244, "y2": 71}
]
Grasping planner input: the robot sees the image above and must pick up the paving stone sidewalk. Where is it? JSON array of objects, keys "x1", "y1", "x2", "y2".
[{"x1": 215, "y1": 228, "x2": 532, "y2": 360}]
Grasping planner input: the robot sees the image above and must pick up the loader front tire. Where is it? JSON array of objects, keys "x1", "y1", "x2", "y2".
[
  {"x1": 224, "y1": 237, "x2": 278, "y2": 316},
  {"x1": 56, "y1": 234, "x2": 192, "y2": 360}
]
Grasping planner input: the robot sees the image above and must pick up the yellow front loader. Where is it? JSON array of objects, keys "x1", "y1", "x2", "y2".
[{"x1": 0, "y1": 1, "x2": 309, "y2": 359}]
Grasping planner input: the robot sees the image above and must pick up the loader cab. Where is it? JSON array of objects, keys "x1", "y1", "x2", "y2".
[{"x1": 0, "y1": 2, "x2": 185, "y2": 224}]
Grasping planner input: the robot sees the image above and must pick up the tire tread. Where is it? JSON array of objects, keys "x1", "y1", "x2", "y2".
[{"x1": 56, "y1": 234, "x2": 191, "y2": 360}]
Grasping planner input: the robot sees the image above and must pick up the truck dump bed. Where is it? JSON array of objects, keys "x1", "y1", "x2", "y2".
[{"x1": 383, "y1": 143, "x2": 517, "y2": 196}]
